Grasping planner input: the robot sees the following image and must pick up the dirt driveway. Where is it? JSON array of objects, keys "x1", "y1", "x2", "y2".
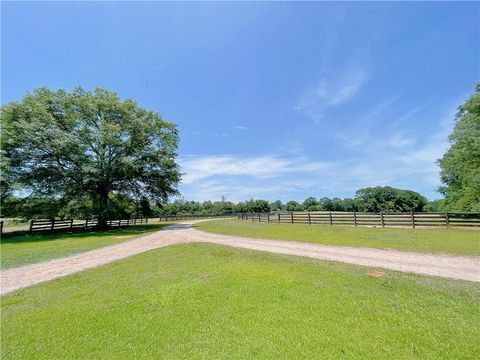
[{"x1": 2, "y1": 221, "x2": 479, "y2": 295}]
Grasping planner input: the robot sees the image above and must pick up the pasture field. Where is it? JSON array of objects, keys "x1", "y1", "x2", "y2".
[
  {"x1": 195, "y1": 219, "x2": 480, "y2": 256},
  {"x1": 0, "y1": 223, "x2": 172, "y2": 269},
  {"x1": 2, "y1": 243, "x2": 479, "y2": 359}
]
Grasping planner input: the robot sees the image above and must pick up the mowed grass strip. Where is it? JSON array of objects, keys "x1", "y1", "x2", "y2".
[
  {"x1": 1, "y1": 243, "x2": 479, "y2": 359},
  {"x1": 196, "y1": 219, "x2": 480, "y2": 256},
  {"x1": 0, "y1": 223, "x2": 171, "y2": 269}
]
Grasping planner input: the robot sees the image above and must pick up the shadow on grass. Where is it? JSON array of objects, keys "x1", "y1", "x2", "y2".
[{"x1": 0, "y1": 223, "x2": 171, "y2": 245}]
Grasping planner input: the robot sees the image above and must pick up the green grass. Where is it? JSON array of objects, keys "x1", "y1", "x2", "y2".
[
  {"x1": 0, "y1": 223, "x2": 171, "y2": 269},
  {"x1": 195, "y1": 219, "x2": 480, "y2": 256},
  {"x1": 2, "y1": 243, "x2": 479, "y2": 359}
]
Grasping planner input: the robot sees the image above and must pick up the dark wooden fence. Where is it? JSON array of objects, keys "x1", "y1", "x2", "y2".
[
  {"x1": 159, "y1": 214, "x2": 231, "y2": 221},
  {"x1": 237, "y1": 211, "x2": 480, "y2": 228},
  {"x1": 28, "y1": 217, "x2": 148, "y2": 233},
  {"x1": 1, "y1": 214, "x2": 228, "y2": 235}
]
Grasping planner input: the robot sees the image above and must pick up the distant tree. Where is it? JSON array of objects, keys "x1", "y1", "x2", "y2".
[
  {"x1": 270, "y1": 200, "x2": 284, "y2": 212},
  {"x1": 342, "y1": 198, "x2": 361, "y2": 212},
  {"x1": 212, "y1": 200, "x2": 235, "y2": 214},
  {"x1": 232, "y1": 199, "x2": 269, "y2": 213},
  {"x1": 285, "y1": 200, "x2": 303, "y2": 211},
  {"x1": 318, "y1": 197, "x2": 334, "y2": 211},
  {"x1": 1, "y1": 87, "x2": 181, "y2": 227},
  {"x1": 424, "y1": 199, "x2": 444, "y2": 212},
  {"x1": 355, "y1": 186, "x2": 427, "y2": 212},
  {"x1": 302, "y1": 197, "x2": 319, "y2": 211},
  {"x1": 1, "y1": 196, "x2": 62, "y2": 220},
  {"x1": 245, "y1": 199, "x2": 270, "y2": 213},
  {"x1": 330, "y1": 198, "x2": 346, "y2": 211},
  {"x1": 438, "y1": 85, "x2": 480, "y2": 211}
]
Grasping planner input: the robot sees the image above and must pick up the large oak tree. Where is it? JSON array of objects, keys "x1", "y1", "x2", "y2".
[{"x1": 1, "y1": 87, "x2": 181, "y2": 226}]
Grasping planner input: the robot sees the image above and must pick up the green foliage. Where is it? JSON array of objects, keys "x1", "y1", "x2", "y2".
[
  {"x1": 285, "y1": 200, "x2": 303, "y2": 211},
  {"x1": 236, "y1": 199, "x2": 271, "y2": 213},
  {"x1": 1, "y1": 87, "x2": 181, "y2": 225},
  {"x1": 302, "y1": 196, "x2": 319, "y2": 210},
  {"x1": 354, "y1": 186, "x2": 427, "y2": 212},
  {"x1": 1, "y1": 195, "x2": 61, "y2": 219},
  {"x1": 424, "y1": 199, "x2": 445, "y2": 212},
  {"x1": 269, "y1": 200, "x2": 284, "y2": 211},
  {"x1": 156, "y1": 198, "x2": 236, "y2": 215},
  {"x1": 438, "y1": 84, "x2": 480, "y2": 211}
]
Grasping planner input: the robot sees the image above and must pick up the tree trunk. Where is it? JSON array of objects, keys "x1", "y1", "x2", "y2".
[{"x1": 97, "y1": 185, "x2": 110, "y2": 229}]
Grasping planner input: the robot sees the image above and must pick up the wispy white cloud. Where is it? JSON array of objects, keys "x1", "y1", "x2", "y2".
[
  {"x1": 147, "y1": 62, "x2": 169, "y2": 71},
  {"x1": 234, "y1": 125, "x2": 249, "y2": 130},
  {"x1": 295, "y1": 66, "x2": 369, "y2": 122},
  {"x1": 386, "y1": 134, "x2": 416, "y2": 149},
  {"x1": 215, "y1": 133, "x2": 229, "y2": 138},
  {"x1": 180, "y1": 155, "x2": 331, "y2": 185}
]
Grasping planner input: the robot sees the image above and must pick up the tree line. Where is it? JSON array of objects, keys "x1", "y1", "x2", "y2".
[{"x1": 157, "y1": 185, "x2": 439, "y2": 215}]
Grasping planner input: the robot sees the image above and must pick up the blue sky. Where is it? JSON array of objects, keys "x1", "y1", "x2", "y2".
[{"x1": 2, "y1": 1, "x2": 478, "y2": 202}]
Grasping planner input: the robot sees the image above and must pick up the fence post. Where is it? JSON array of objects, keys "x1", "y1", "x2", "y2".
[
  {"x1": 70, "y1": 219, "x2": 73, "y2": 230},
  {"x1": 252, "y1": 213, "x2": 254, "y2": 222},
  {"x1": 445, "y1": 212, "x2": 450, "y2": 228},
  {"x1": 329, "y1": 212, "x2": 333, "y2": 226},
  {"x1": 380, "y1": 212, "x2": 385, "y2": 227},
  {"x1": 353, "y1": 212, "x2": 357, "y2": 226},
  {"x1": 51, "y1": 220, "x2": 55, "y2": 231},
  {"x1": 0, "y1": 221, "x2": 3, "y2": 235},
  {"x1": 29, "y1": 219, "x2": 34, "y2": 232},
  {"x1": 258, "y1": 213, "x2": 261, "y2": 222},
  {"x1": 267, "y1": 213, "x2": 270, "y2": 223},
  {"x1": 291, "y1": 212, "x2": 294, "y2": 224},
  {"x1": 308, "y1": 211, "x2": 311, "y2": 225},
  {"x1": 278, "y1": 212, "x2": 281, "y2": 223},
  {"x1": 410, "y1": 211, "x2": 416, "y2": 229}
]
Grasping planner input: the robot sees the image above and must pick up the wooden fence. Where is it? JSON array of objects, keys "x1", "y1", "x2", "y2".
[
  {"x1": 237, "y1": 211, "x2": 480, "y2": 228},
  {"x1": 159, "y1": 214, "x2": 231, "y2": 221},
  {"x1": 28, "y1": 217, "x2": 148, "y2": 233}
]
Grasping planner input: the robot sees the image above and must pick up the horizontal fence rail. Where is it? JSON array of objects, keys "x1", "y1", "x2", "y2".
[
  {"x1": 28, "y1": 217, "x2": 149, "y2": 233},
  {"x1": 237, "y1": 211, "x2": 480, "y2": 229},
  {"x1": 159, "y1": 214, "x2": 231, "y2": 221}
]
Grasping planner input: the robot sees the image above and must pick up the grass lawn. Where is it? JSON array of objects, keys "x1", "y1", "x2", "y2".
[
  {"x1": 195, "y1": 219, "x2": 480, "y2": 256},
  {"x1": 2, "y1": 243, "x2": 479, "y2": 359},
  {"x1": 0, "y1": 223, "x2": 171, "y2": 269}
]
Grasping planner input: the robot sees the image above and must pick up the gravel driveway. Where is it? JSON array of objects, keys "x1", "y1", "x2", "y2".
[{"x1": 2, "y1": 221, "x2": 479, "y2": 295}]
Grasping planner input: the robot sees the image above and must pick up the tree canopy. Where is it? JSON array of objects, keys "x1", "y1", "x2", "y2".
[
  {"x1": 1, "y1": 87, "x2": 181, "y2": 225},
  {"x1": 438, "y1": 84, "x2": 480, "y2": 211},
  {"x1": 354, "y1": 186, "x2": 427, "y2": 212}
]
